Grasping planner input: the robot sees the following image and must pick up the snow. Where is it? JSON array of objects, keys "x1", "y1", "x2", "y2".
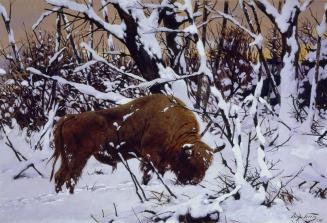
[
  {"x1": 195, "y1": 40, "x2": 213, "y2": 81},
  {"x1": 0, "y1": 68, "x2": 6, "y2": 76},
  {"x1": 182, "y1": 143, "x2": 193, "y2": 148},
  {"x1": 276, "y1": 1, "x2": 301, "y2": 33},
  {"x1": 123, "y1": 109, "x2": 139, "y2": 121},
  {"x1": 8, "y1": 28, "x2": 15, "y2": 44},
  {"x1": 0, "y1": 4, "x2": 16, "y2": 45},
  {"x1": 278, "y1": 23, "x2": 300, "y2": 139},
  {"x1": 257, "y1": 146, "x2": 272, "y2": 180},
  {"x1": 250, "y1": 34, "x2": 263, "y2": 49},
  {"x1": 183, "y1": 24, "x2": 197, "y2": 34},
  {"x1": 106, "y1": 0, "x2": 164, "y2": 61},
  {"x1": 113, "y1": 122, "x2": 121, "y2": 131},
  {"x1": 231, "y1": 113, "x2": 246, "y2": 187},
  {"x1": 2, "y1": 125, "x2": 325, "y2": 222},
  {"x1": 255, "y1": 0, "x2": 298, "y2": 33}
]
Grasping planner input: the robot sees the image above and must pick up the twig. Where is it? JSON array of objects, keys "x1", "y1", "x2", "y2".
[
  {"x1": 273, "y1": 134, "x2": 292, "y2": 149},
  {"x1": 148, "y1": 160, "x2": 177, "y2": 199},
  {"x1": 244, "y1": 132, "x2": 252, "y2": 178},
  {"x1": 0, "y1": 123, "x2": 27, "y2": 162},
  {"x1": 264, "y1": 168, "x2": 304, "y2": 207},
  {"x1": 118, "y1": 153, "x2": 148, "y2": 202},
  {"x1": 90, "y1": 215, "x2": 99, "y2": 223},
  {"x1": 113, "y1": 202, "x2": 118, "y2": 217},
  {"x1": 318, "y1": 130, "x2": 327, "y2": 142},
  {"x1": 13, "y1": 163, "x2": 44, "y2": 179},
  {"x1": 132, "y1": 207, "x2": 141, "y2": 223},
  {"x1": 220, "y1": 153, "x2": 235, "y2": 175}
]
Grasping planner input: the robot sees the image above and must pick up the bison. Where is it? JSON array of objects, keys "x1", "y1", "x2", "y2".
[{"x1": 50, "y1": 94, "x2": 215, "y2": 193}]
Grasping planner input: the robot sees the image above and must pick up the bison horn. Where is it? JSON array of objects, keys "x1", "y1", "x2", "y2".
[{"x1": 182, "y1": 144, "x2": 193, "y2": 156}]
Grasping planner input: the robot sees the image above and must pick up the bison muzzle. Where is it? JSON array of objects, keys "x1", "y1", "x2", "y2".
[{"x1": 50, "y1": 94, "x2": 215, "y2": 193}]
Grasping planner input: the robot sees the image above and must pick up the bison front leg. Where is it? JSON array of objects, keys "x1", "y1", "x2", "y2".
[
  {"x1": 94, "y1": 153, "x2": 118, "y2": 172},
  {"x1": 140, "y1": 160, "x2": 169, "y2": 185},
  {"x1": 140, "y1": 162, "x2": 153, "y2": 185}
]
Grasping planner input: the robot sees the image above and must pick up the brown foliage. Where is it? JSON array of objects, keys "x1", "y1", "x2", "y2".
[{"x1": 51, "y1": 94, "x2": 214, "y2": 193}]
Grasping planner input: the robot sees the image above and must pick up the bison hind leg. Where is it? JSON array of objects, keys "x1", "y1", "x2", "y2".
[
  {"x1": 54, "y1": 150, "x2": 93, "y2": 194},
  {"x1": 54, "y1": 165, "x2": 79, "y2": 194},
  {"x1": 54, "y1": 170, "x2": 67, "y2": 193}
]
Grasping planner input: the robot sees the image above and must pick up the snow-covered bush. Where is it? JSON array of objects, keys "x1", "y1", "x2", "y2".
[{"x1": 0, "y1": 32, "x2": 144, "y2": 133}]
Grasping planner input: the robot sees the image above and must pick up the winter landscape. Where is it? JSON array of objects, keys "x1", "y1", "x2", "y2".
[{"x1": 0, "y1": 0, "x2": 326, "y2": 222}]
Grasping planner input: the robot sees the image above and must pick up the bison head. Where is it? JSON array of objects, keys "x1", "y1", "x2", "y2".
[{"x1": 173, "y1": 141, "x2": 213, "y2": 185}]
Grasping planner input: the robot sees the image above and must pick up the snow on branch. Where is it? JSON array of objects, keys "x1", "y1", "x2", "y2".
[
  {"x1": 27, "y1": 67, "x2": 130, "y2": 104},
  {"x1": 0, "y1": 68, "x2": 6, "y2": 76},
  {"x1": 0, "y1": 3, "x2": 24, "y2": 70},
  {"x1": 80, "y1": 42, "x2": 146, "y2": 82},
  {"x1": 207, "y1": 7, "x2": 263, "y2": 48},
  {"x1": 212, "y1": 9, "x2": 257, "y2": 39},
  {"x1": 156, "y1": 184, "x2": 241, "y2": 222},
  {"x1": 253, "y1": 0, "x2": 311, "y2": 33},
  {"x1": 317, "y1": 4, "x2": 327, "y2": 37},
  {"x1": 300, "y1": 0, "x2": 314, "y2": 12},
  {"x1": 231, "y1": 109, "x2": 246, "y2": 186},
  {"x1": 46, "y1": 0, "x2": 126, "y2": 41},
  {"x1": 31, "y1": 104, "x2": 58, "y2": 151},
  {"x1": 0, "y1": 4, "x2": 9, "y2": 21},
  {"x1": 73, "y1": 60, "x2": 98, "y2": 73},
  {"x1": 32, "y1": 7, "x2": 60, "y2": 30},
  {"x1": 252, "y1": 0, "x2": 280, "y2": 21},
  {"x1": 114, "y1": 0, "x2": 164, "y2": 61},
  {"x1": 123, "y1": 70, "x2": 201, "y2": 91},
  {"x1": 177, "y1": 0, "x2": 213, "y2": 81},
  {"x1": 48, "y1": 47, "x2": 66, "y2": 68}
]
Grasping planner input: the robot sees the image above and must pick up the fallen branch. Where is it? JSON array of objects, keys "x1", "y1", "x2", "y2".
[
  {"x1": 0, "y1": 123, "x2": 27, "y2": 162},
  {"x1": 13, "y1": 163, "x2": 44, "y2": 179},
  {"x1": 318, "y1": 130, "x2": 327, "y2": 142}
]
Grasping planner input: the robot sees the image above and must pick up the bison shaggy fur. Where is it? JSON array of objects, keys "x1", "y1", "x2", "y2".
[{"x1": 51, "y1": 94, "x2": 214, "y2": 193}]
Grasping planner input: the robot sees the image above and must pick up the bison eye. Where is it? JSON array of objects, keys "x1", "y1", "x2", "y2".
[{"x1": 182, "y1": 144, "x2": 193, "y2": 156}]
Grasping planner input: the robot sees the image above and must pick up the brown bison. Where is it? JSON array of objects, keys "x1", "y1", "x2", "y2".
[{"x1": 50, "y1": 94, "x2": 215, "y2": 193}]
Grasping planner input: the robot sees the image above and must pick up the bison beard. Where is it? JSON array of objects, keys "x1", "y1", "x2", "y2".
[{"x1": 50, "y1": 94, "x2": 214, "y2": 193}]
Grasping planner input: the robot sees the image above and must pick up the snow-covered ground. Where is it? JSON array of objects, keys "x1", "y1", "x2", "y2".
[{"x1": 0, "y1": 124, "x2": 326, "y2": 223}]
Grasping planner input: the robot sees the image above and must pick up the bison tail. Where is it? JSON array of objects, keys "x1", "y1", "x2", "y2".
[
  {"x1": 49, "y1": 151, "x2": 59, "y2": 181},
  {"x1": 49, "y1": 116, "x2": 73, "y2": 181}
]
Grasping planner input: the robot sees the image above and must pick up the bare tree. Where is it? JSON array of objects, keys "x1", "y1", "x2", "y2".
[
  {"x1": 253, "y1": 0, "x2": 313, "y2": 137},
  {"x1": 306, "y1": 5, "x2": 327, "y2": 129}
]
